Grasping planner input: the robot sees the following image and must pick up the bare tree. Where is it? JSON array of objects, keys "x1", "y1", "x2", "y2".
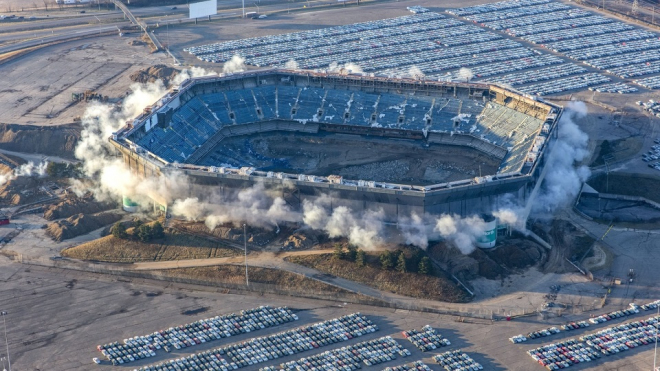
[
  {"x1": 42, "y1": 0, "x2": 49, "y2": 11},
  {"x1": 33, "y1": 2, "x2": 38, "y2": 10}
]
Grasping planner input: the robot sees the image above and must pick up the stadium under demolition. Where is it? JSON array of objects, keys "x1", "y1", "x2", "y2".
[{"x1": 110, "y1": 70, "x2": 561, "y2": 243}]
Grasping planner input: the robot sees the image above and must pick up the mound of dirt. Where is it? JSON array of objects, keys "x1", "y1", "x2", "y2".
[
  {"x1": 282, "y1": 230, "x2": 318, "y2": 250},
  {"x1": 46, "y1": 212, "x2": 122, "y2": 242},
  {"x1": 0, "y1": 176, "x2": 53, "y2": 206},
  {"x1": 429, "y1": 238, "x2": 545, "y2": 280},
  {"x1": 130, "y1": 65, "x2": 180, "y2": 86},
  {"x1": 0, "y1": 124, "x2": 79, "y2": 157},
  {"x1": 486, "y1": 239, "x2": 542, "y2": 269},
  {"x1": 43, "y1": 195, "x2": 115, "y2": 221},
  {"x1": 172, "y1": 221, "x2": 292, "y2": 247}
]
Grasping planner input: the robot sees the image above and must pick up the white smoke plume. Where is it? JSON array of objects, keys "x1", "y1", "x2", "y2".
[
  {"x1": 327, "y1": 62, "x2": 363, "y2": 74},
  {"x1": 398, "y1": 213, "x2": 429, "y2": 249},
  {"x1": 284, "y1": 59, "x2": 300, "y2": 70},
  {"x1": 434, "y1": 214, "x2": 487, "y2": 254},
  {"x1": 172, "y1": 66, "x2": 217, "y2": 86},
  {"x1": 343, "y1": 62, "x2": 363, "y2": 74},
  {"x1": 532, "y1": 101, "x2": 591, "y2": 214},
  {"x1": 0, "y1": 161, "x2": 49, "y2": 187},
  {"x1": 408, "y1": 66, "x2": 426, "y2": 80},
  {"x1": 74, "y1": 80, "x2": 174, "y2": 206},
  {"x1": 458, "y1": 67, "x2": 474, "y2": 82},
  {"x1": 223, "y1": 55, "x2": 246, "y2": 74},
  {"x1": 301, "y1": 197, "x2": 384, "y2": 249}
]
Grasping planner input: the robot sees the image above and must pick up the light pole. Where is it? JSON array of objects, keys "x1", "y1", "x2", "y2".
[
  {"x1": 654, "y1": 304, "x2": 659, "y2": 371},
  {"x1": 1, "y1": 311, "x2": 10, "y2": 371},
  {"x1": 243, "y1": 224, "x2": 249, "y2": 286}
]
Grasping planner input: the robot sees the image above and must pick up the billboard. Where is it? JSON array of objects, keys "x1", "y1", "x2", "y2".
[{"x1": 189, "y1": 0, "x2": 218, "y2": 19}]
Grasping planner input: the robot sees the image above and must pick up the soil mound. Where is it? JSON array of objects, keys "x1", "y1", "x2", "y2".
[
  {"x1": 46, "y1": 212, "x2": 122, "y2": 242},
  {"x1": 43, "y1": 195, "x2": 115, "y2": 221},
  {"x1": 0, "y1": 176, "x2": 52, "y2": 206},
  {"x1": 429, "y1": 238, "x2": 545, "y2": 280},
  {"x1": 172, "y1": 221, "x2": 290, "y2": 247},
  {"x1": 0, "y1": 124, "x2": 79, "y2": 157},
  {"x1": 282, "y1": 230, "x2": 318, "y2": 250},
  {"x1": 130, "y1": 65, "x2": 180, "y2": 86}
]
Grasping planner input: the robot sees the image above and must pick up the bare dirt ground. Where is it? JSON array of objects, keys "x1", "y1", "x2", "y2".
[
  {"x1": 0, "y1": 34, "x2": 167, "y2": 126},
  {"x1": 202, "y1": 132, "x2": 499, "y2": 184}
]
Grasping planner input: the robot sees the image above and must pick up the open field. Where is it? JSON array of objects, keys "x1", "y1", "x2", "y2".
[{"x1": 62, "y1": 229, "x2": 240, "y2": 262}]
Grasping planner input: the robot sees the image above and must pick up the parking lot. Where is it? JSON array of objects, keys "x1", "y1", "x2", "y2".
[
  {"x1": 2, "y1": 256, "x2": 660, "y2": 371},
  {"x1": 179, "y1": 0, "x2": 660, "y2": 97}
]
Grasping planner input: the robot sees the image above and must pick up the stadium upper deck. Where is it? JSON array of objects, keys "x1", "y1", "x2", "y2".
[{"x1": 120, "y1": 71, "x2": 556, "y2": 179}]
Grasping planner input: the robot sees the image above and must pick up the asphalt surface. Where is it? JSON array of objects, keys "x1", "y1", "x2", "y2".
[{"x1": 2, "y1": 256, "x2": 659, "y2": 371}]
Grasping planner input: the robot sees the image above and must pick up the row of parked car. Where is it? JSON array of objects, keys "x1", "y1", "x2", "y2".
[
  {"x1": 510, "y1": 302, "x2": 659, "y2": 346},
  {"x1": 634, "y1": 75, "x2": 660, "y2": 89},
  {"x1": 488, "y1": 63, "x2": 585, "y2": 87},
  {"x1": 97, "y1": 306, "x2": 297, "y2": 366},
  {"x1": 579, "y1": 316, "x2": 660, "y2": 355},
  {"x1": 508, "y1": 15, "x2": 613, "y2": 38},
  {"x1": 456, "y1": 55, "x2": 563, "y2": 80},
  {"x1": 527, "y1": 338, "x2": 602, "y2": 370},
  {"x1": 185, "y1": 12, "x2": 443, "y2": 56},
  {"x1": 199, "y1": 17, "x2": 467, "y2": 64},
  {"x1": 370, "y1": 46, "x2": 534, "y2": 78},
  {"x1": 606, "y1": 61, "x2": 660, "y2": 79},
  {"x1": 519, "y1": 73, "x2": 610, "y2": 96},
  {"x1": 447, "y1": 0, "x2": 550, "y2": 17},
  {"x1": 448, "y1": 0, "x2": 557, "y2": 21},
  {"x1": 268, "y1": 336, "x2": 410, "y2": 370},
  {"x1": 482, "y1": 8, "x2": 590, "y2": 31},
  {"x1": 433, "y1": 350, "x2": 483, "y2": 371},
  {"x1": 588, "y1": 303, "x2": 641, "y2": 325},
  {"x1": 401, "y1": 325, "x2": 450, "y2": 352},
  {"x1": 545, "y1": 29, "x2": 656, "y2": 52},
  {"x1": 588, "y1": 83, "x2": 638, "y2": 94},
  {"x1": 384, "y1": 360, "x2": 433, "y2": 371},
  {"x1": 133, "y1": 313, "x2": 378, "y2": 371},
  {"x1": 528, "y1": 315, "x2": 660, "y2": 370}
]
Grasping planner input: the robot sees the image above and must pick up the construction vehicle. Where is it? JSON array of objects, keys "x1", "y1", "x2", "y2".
[{"x1": 72, "y1": 90, "x2": 108, "y2": 102}]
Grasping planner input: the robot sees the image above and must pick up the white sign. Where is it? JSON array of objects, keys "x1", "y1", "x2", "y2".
[{"x1": 189, "y1": 0, "x2": 218, "y2": 19}]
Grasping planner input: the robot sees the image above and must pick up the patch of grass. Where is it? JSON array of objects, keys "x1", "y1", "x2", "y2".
[
  {"x1": 286, "y1": 253, "x2": 470, "y2": 303},
  {"x1": 161, "y1": 265, "x2": 347, "y2": 294},
  {"x1": 588, "y1": 173, "x2": 660, "y2": 203},
  {"x1": 590, "y1": 138, "x2": 643, "y2": 167},
  {"x1": 62, "y1": 229, "x2": 239, "y2": 263},
  {"x1": 570, "y1": 235, "x2": 596, "y2": 262}
]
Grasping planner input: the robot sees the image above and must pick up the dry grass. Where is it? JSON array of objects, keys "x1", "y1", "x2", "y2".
[
  {"x1": 589, "y1": 173, "x2": 660, "y2": 203},
  {"x1": 287, "y1": 253, "x2": 470, "y2": 303},
  {"x1": 62, "y1": 229, "x2": 239, "y2": 263},
  {"x1": 160, "y1": 265, "x2": 347, "y2": 294}
]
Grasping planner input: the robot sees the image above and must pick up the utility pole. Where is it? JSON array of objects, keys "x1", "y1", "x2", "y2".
[
  {"x1": 243, "y1": 224, "x2": 249, "y2": 286},
  {"x1": 1, "y1": 311, "x2": 10, "y2": 371},
  {"x1": 654, "y1": 303, "x2": 659, "y2": 371},
  {"x1": 242, "y1": 0, "x2": 245, "y2": 18}
]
